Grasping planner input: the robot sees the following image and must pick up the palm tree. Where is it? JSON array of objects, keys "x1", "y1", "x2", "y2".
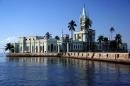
[
  {"x1": 5, "y1": 43, "x2": 14, "y2": 53},
  {"x1": 104, "y1": 37, "x2": 108, "y2": 43},
  {"x1": 115, "y1": 34, "x2": 122, "y2": 51},
  {"x1": 97, "y1": 35, "x2": 104, "y2": 51},
  {"x1": 84, "y1": 17, "x2": 92, "y2": 51},
  {"x1": 55, "y1": 36, "x2": 60, "y2": 40},
  {"x1": 45, "y1": 32, "x2": 51, "y2": 39},
  {"x1": 85, "y1": 18, "x2": 92, "y2": 30},
  {"x1": 110, "y1": 27, "x2": 115, "y2": 40},
  {"x1": 68, "y1": 20, "x2": 77, "y2": 39}
]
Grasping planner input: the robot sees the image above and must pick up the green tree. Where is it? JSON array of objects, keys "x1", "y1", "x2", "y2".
[
  {"x1": 55, "y1": 36, "x2": 60, "y2": 40},
  {"x1": 85, "y1": 18, "x2": 92, "y2": 29},
  {"x1": 5, "y1": 43, "x2": 14, "y2": 53},
  {"x1": 45, "y1": 32, "x2": 51, "y2": 39},
  {"x1": 104, "y1": 37, "x2": 108, "y2": 43},
  {"x1": 68, "y1": 20, "x2": 77, "y2": 39},
  {"x1": 110, "y1": 27, "x2": 115, "y2": 40},
  {"x1": 84, "y1": 17, "x2": 92, "y2": 51},
  {"x1": 97, "y1": 35, "x2": 104, "y2": 51}
]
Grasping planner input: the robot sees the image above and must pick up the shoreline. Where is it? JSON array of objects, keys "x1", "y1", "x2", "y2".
[{"x1": 6, "y1": 52, "x2": 130, "y2": 64}]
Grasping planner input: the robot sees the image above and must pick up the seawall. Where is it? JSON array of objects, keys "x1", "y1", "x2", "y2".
[
  {"x1": 6, "y1": 52, "x2": 130, "y2": 64},
  {"x1": 62, "y1": 52, "x2": 130, "y2": 64},
  {"x1": 6, "y1": 53, "x2": 60, "y2": 57}
]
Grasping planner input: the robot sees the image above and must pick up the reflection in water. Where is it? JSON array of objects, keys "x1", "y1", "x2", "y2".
[{"x1": 0, "y1": 57, "x2": 130, "y2": 86}]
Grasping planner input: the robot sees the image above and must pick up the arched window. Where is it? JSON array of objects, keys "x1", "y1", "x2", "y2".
[
  {"x1": 43, "y1": 46, "x2": 44, "y2": 52},
  {"x1": 40, "y1": 46, "x2": 42, "y2": 52},
  {"x1": 51, "y1": 44, "x2": 53, "y2": 52}
]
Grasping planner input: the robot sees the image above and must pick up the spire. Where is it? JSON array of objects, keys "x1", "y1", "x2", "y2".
[{"x1": 81, "y1": 4, "x2": 87, "y2": 19}]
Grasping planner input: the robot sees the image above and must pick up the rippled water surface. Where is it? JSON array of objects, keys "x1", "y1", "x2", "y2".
[{"x1": 0, "y1": 55, "x2": 130, "y2": 86}]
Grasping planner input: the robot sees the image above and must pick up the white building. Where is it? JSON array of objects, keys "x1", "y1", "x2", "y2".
[{"x1": 18, "y1": 36, "x2": 58, "y2": 53}]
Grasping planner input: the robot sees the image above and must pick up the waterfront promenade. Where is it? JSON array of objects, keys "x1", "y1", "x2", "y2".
[{"x1": 6, "y1": 52, "x2": 130, "y2": 64}]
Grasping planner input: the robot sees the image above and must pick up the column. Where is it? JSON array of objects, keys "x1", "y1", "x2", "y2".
[
  {"x1": 45, "y1": 43, "x2": 48, "y2": 53},
  {"x1": 58, "y1": 45, "x2": 60, "y2": 53},
  {"x1": 67, "y1": 43, "x2": 69, "y2": 52},
  {"x1": 82, "y1": 33, "x2": 83, "y2": 41},
  {"x1": 38, "y1": 40, "x2": 40, "y2": 53}
]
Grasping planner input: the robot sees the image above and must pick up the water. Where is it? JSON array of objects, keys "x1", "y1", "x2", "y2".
[{"x1": 1, "y1": 55, "x2": 130, "y2": 86}]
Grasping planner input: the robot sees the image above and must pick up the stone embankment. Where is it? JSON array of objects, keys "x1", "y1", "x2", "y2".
[
  {"x1": 62, "y1": 52, "x2": 130, "y2": 64},
  {"x1": 6, "y1": 53, "x2": 60, "y2": 57},
  {"x1": 6, "y1": 52, "x2": 130, "y2": 64}
]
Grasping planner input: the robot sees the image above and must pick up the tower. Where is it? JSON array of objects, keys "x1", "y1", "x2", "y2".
[
  {"x1": 74, "y1": 4, "x2": 95, "y2": 43},
  {"x1": 80, "y1": 5, "x2": 88, "y2": 31}
]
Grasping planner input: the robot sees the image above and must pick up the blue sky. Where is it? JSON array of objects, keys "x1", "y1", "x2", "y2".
[{"x1": 0, "y1": 0, "x2": 130, "y2": 52}]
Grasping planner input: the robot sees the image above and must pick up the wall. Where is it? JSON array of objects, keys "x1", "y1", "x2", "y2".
[{"x1": 62, "y1": 52, "x2": 130, "y2": 63}]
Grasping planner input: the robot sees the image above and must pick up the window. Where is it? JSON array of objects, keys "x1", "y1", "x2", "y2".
[
  {"x1": 43, "y1": 46, "x2": 44, "y2": 52},
  {"x1": 78, "y1": 45, "x2": 80, "y2": 49},
  {"x1": 40, "y1": 46, "x2": 42, "y2": 52}
]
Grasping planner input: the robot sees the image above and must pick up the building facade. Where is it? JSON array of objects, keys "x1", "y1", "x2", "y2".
[{"x1": 18, "y1": 36, "x2": 58, "y2": 53}]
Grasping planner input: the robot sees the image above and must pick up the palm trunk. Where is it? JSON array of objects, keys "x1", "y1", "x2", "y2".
[
  {"x1": 71, "y1": 31, "x2": 73, "y2": 39},
  {"x1": 71, "y1": 31, "x2": 73, "y2": 52}
]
